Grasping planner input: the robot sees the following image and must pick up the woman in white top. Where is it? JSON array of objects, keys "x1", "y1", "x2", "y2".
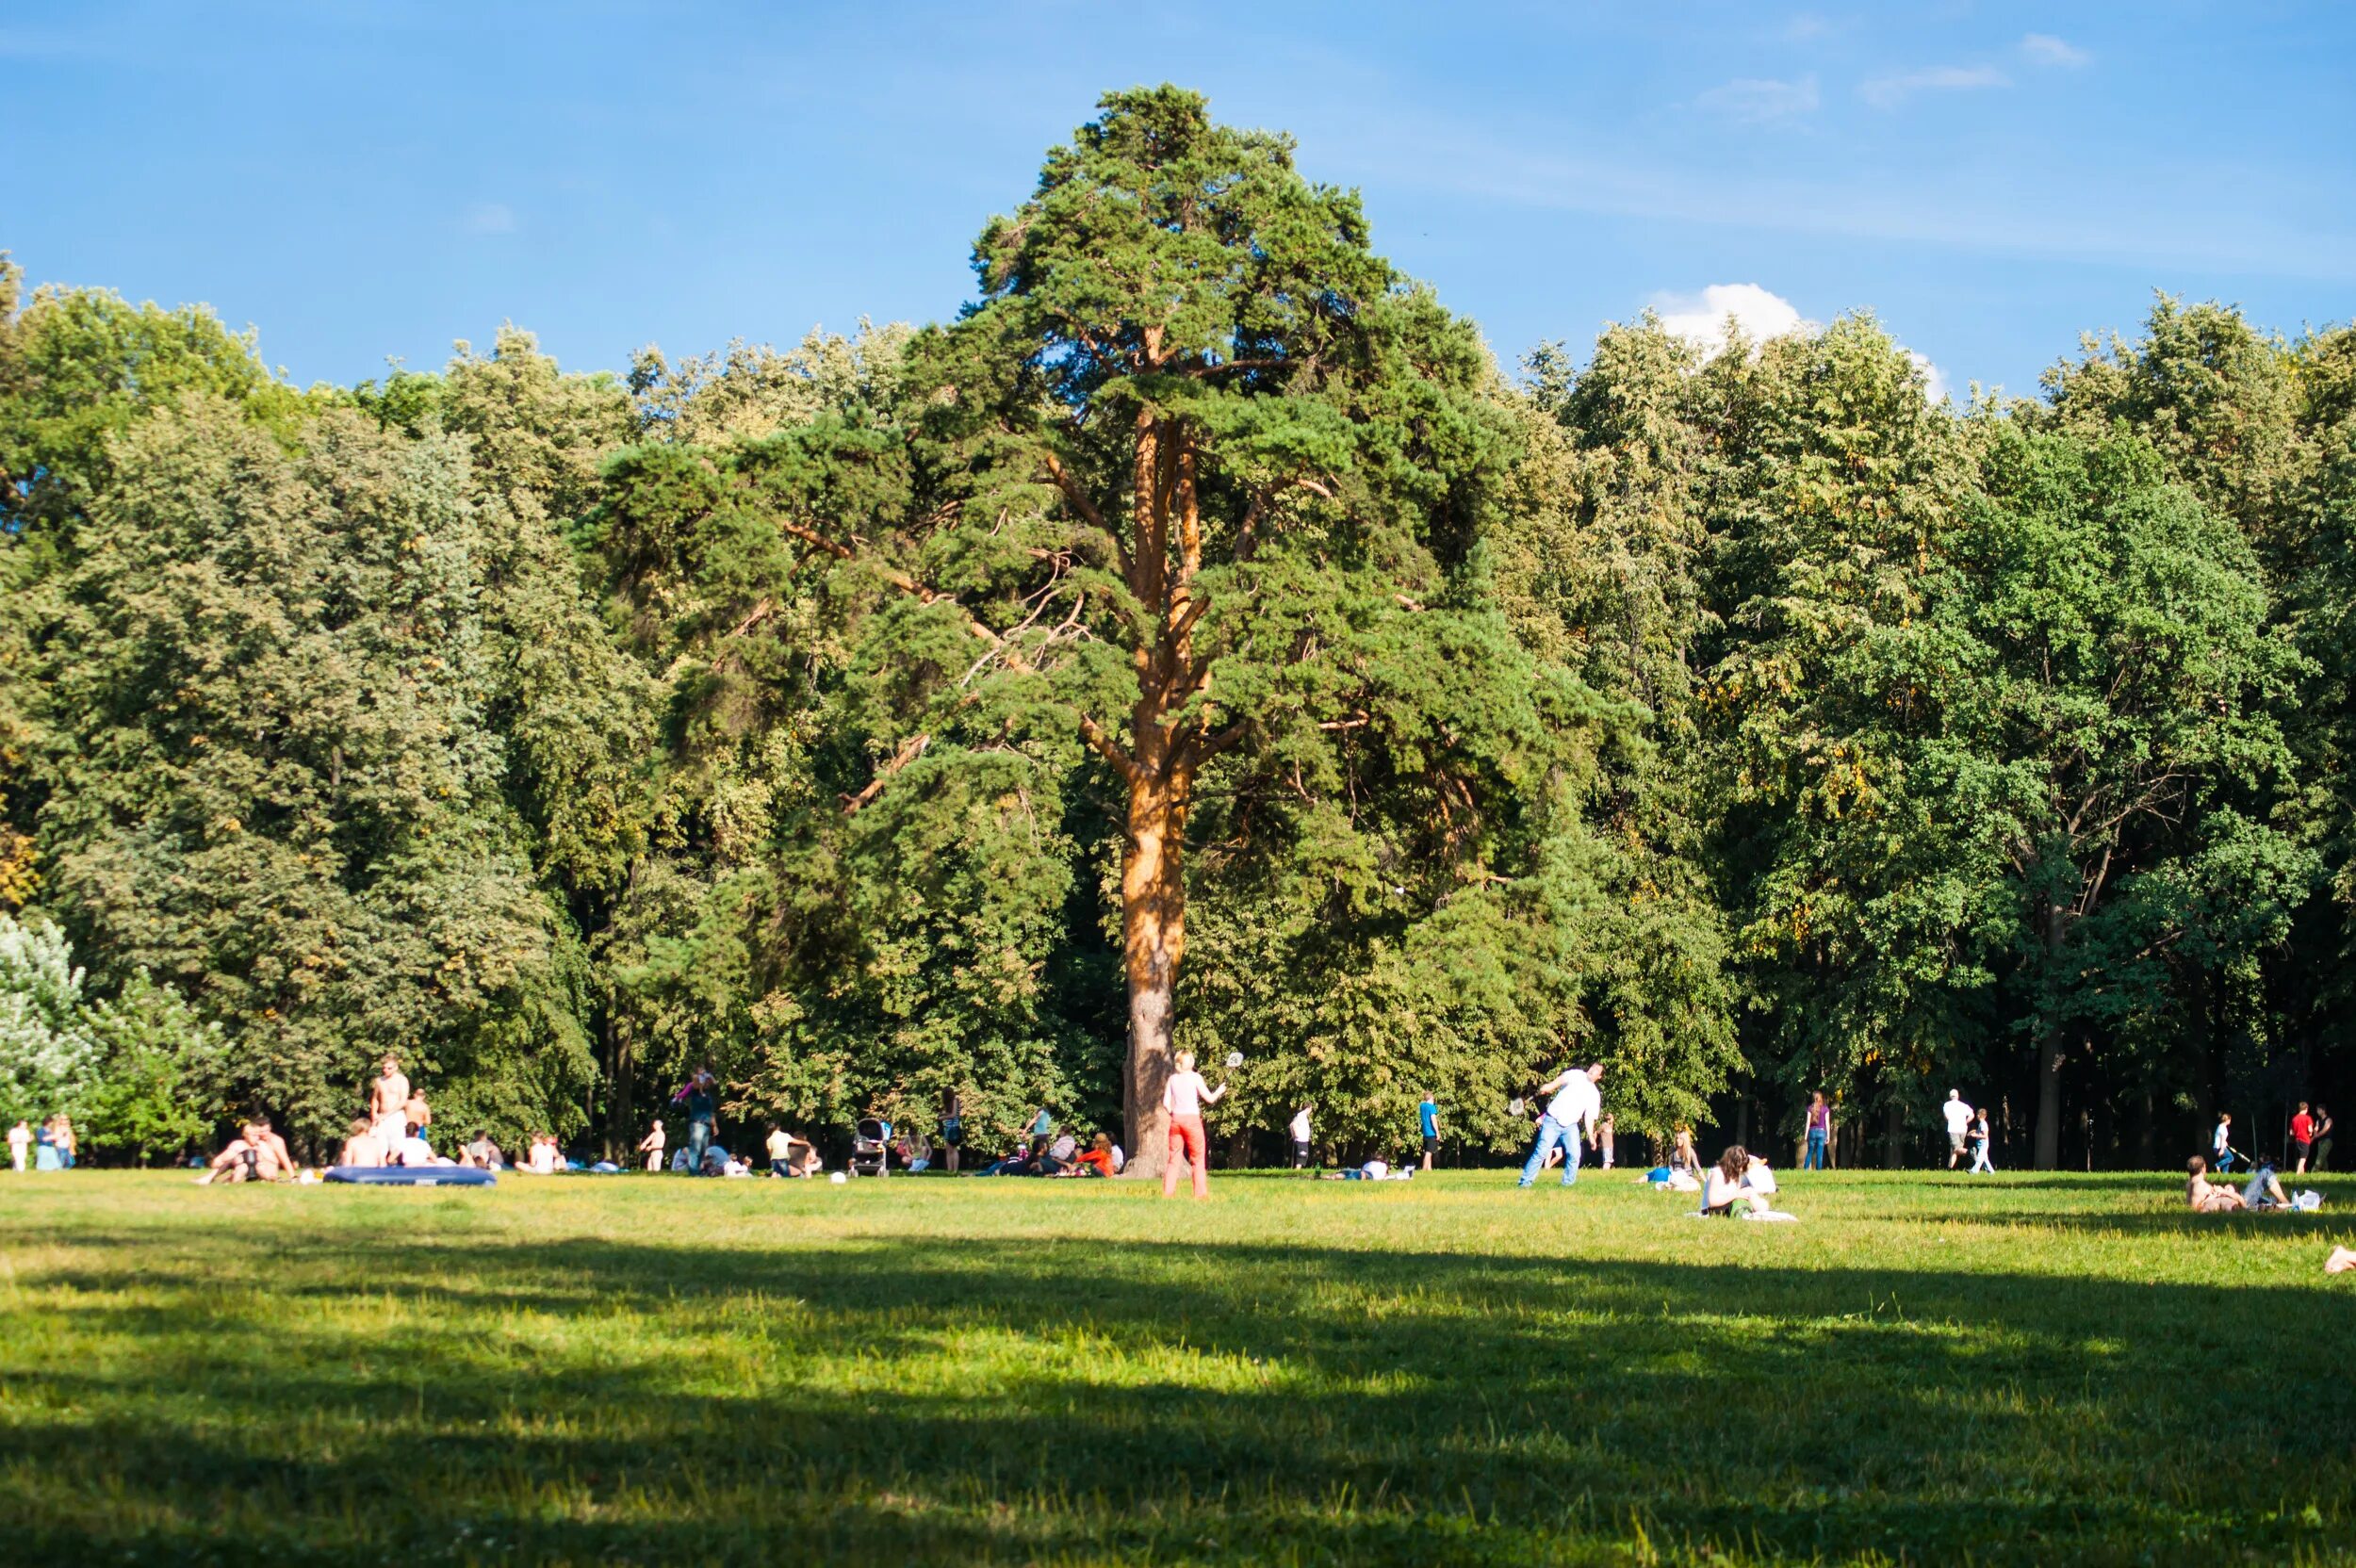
[{"x1": 1160, "y1": 1051, "x2": 1228, "y2": 1199}]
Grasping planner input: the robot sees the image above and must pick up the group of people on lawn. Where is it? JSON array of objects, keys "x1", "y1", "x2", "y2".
[{"x1": 6, "y1": 1114, "x2": 77, "y2": 1171}]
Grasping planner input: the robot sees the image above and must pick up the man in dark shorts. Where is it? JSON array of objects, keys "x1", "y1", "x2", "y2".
[
  {"x1": 1418, "y1": 1092, "x2": 1440, "y2": 1171},
  {"x1": 2290, "y1": 1102, "x2": 2316, "y2": 1173}
]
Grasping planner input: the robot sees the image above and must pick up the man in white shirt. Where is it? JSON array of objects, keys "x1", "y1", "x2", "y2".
[
  {"x1": 1288, "y1": 1105, "x2": 1313, "y2": 1168},
  {"x1": 1940, "y1": 1090, "x2": 1973, "y2": 1169},
  {"x1": 1517, "y1": 1064, "x2": 1604, "y2": 1188}
]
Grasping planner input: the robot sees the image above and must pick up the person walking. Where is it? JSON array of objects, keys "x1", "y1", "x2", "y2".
[
  {"x1": 2214, "y1": 1113, "x2": 2237, "y2": 1174},
  {"x1": 7, "y1": 1119, "x2": 27, "y2": 1173},
  {"x1": 2291, "y1": 1102, "x2": 2317, "y2": 1174},
  {"x1": 1517, "y1": 1064, "x2": 1603, "y2": 1189},
  {"x1": 1804, "y1": 1093, "x2": 1832, "y2": 1171},
  {"x1": 684, "y1": 1068, "x2": 717, "y2": 1174},
  {"x1": 1969, "y1": 1108, "x2": 1995, "y2": 1173},
  {"x1": 1941, "y1": 1091, "x2": 1973, "y2": 1169},
  {"x1": 1418, "y1": 1092, "x2": 1440, "y2": 1171},
  {"x1": 1288, "y1": 1103, "x2": 1313, "y2": 1169},
  {"x1": 2314, "y1": 1105, "x2": 2334, "y2": 1173},
  {"x1": 1159, "y1": 1052, "x2": 1227, "y2": 1200}
]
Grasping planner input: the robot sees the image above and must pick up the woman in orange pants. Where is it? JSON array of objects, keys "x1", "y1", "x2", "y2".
[{"x1": 1160, "y1": 1051, "x2": 1228, "y2": 1198}]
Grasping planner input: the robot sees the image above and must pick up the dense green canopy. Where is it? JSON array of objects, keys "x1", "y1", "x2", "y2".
[{"x1": 2, "y1": 89, "x2": 2349, "y2": 1169}]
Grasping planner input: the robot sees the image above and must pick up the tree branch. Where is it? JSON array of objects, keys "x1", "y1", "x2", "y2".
[
  {"x1": 1077, "y1": 713, "x2": 1141, "y2": 785},
  {"x1": 841, "y1": 732, "x2": 931, "y2": 816}
]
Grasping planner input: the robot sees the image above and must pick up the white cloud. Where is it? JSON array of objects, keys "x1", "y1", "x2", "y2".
[
  {"x1": 2020, "y1": 33, "x2": 2089, "y2": 68},
  {"x1": 1694, "y1": 74, "x2": 1820, "y2": 124},
  {"x1": 463, "y1": 201, "x2": 518, "y2": 236},
  {"x1": 1651, "y1": 284, "x2": 1813, "y2": 356},
  {"x1": 1782, "y1": 12, "x2": 1832, "y2": 41},
  {"x1": 1906, "y1": 349, "x2": 1952, "y2": 404},
  {"x1": 1859, "y1": 64, "x2": 2009, "y2": 109}
]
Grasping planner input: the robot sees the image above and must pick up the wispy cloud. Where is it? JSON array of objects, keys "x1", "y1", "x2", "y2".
[
  {"x1": 2021, "y1": 33, "x2": 2090, "y2": 68},
  {"x1": 1694, "y1": 74, "x2": 1820, "y2": 125},
  {"x1": 1782, "y1": 12, "x2": 1832, "y2": 41},
  {"x1": 1860, "y1": 64, "x2": 2009, "y2": 110},
  {"x1": 463, "y1": 202, "x2": 518, "y2": 236}
]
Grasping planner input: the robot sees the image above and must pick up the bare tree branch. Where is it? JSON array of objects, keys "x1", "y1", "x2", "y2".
[{"x1": 841, "y1": 732, "x2": 931, "y2": 816}]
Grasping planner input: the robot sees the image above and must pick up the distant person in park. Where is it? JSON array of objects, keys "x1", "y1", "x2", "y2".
[
  {"x1": 463, "y1": 1131, "x2": 503, "y2": 1169},
  {"x1": 1072, "y1": 1132, "x2": 1118, "y2": 1176},
  {"x1": 1670, "y1": 1126, "x2": 1701, "y2": 1176},
  {"x1": 1160, "y1": 1051, "x2": 1228, "y2": 1200},
  {"x1": 50, "y1": 1114, "x2": 76, "y2": 1168},
  {"x1": 33, "y1": 1119, "x2": 60, "y2": 1170},
  {"x1": 637, "y1": 1119, "x2": 666, "y2": 1172},
  {"x1": 2314, "y1": 1106, "x2": 2334, "y2": 1172},
  {"x1": 394, "y1": 1121, "x2": 439, "y2": 1168},
  {"x1": 337, "y1": 1116, "x2": 384, "y2": 1168},
  {"x1": 403, "y1": 1086, "x2": 432, "y2": 1136},
  {"x1": 1804, "y1": 1093, "x2": 1832, "y2": 1171},
  {"x1": 766, "y1": 1124, "x2": 794, "y2": 1176},
  {"x1": 1517, "y1": 1063, "x2": 1603, "y2": 1189},
  {"x1": 1970, "y1": 1108, "x2": 1995, "y2": 1174},
  {"x1": 8, "y1": 1119, "x2": 28, "y2": 1172},
  {"x1": 1289, "y1": 1103, "x2": 1313, "y2": 1168},
  {"x1": 941, "y1": 1089, "x2": 964, "y2": 1173},
  {"x1": 683, "y1": 1069, "x2": 718, "y2": 1172},
  {"x1": 529, "y1": 1134, "x2": 560, "y2": 1174},
  {"x1": 2213, "y1": 1114, "x2": 2237, "y2": 1174},
  {"x1": 2242, "y1": 1155, "x2": 2291, "y2": 1211},
  {"x1": 1699, "y1": 1146, "x2": 1792, "y2": 1218},
  {"x1": 2186, "y1": 1155, "x2": 2247, "y2": 1212},
  {"x1": 369, "y1": 1055, "x2": 410, "y2": 1150},
  {"x1": 1941, "y1": 1091, "x2": 1973, "y2": 1169},
  {"x1": 2291, "y1": 1102, "x2": 2316, "y2": 1173},
  {"x1": 1419, "y1": 1092, "x2": 1440, "y2": 1170},
  {"x1": 205, "y1": 1122, "x2": 288, "y2": 1183},
  {"x1": 1025, "y1": 1103, "x2": 1055, "y2": 1154},
  {"x1": 1595, "y1": 1114, "x2": 1615, "y2": 1170}
]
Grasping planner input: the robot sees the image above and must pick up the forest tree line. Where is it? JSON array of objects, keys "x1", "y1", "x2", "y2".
[{"x1": 3, "y1": 89, "x2": 2350, "y2": 1170}]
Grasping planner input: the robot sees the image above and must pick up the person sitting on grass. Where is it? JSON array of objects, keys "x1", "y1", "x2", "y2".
[
  {"x1": 1068, "y1": 1132, "x2": 1118, "y2": 1177},
  {"x1": 1698, "y1": 1147, "x2": 1795, "y2": 1219},
  {"x1": 1670, "y1": 1127, "x2": 1701, "y2": 1176},
  {"x1": 462, "y1": 1130, "x2": 504, "y2": 1169},
  {"x1": 393, "y1": 1121, "x2": 444, "y2": 1168},
  {"x1": 337, "y1": 1116, "x2": 384, "y2": 1168},
  {"x1": 2186, "y1": 1155, "x2": 2247, "y2": 1212},
  {"x1": 2241, "y1": 1156, "x2": 2291, "y2": 1211},
  {"x1": 205, "y1": 1122, "x2": 289, "y2": 1184}
]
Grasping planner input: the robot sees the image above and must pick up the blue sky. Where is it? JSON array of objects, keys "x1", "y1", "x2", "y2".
[{"x1": 8, "y1": 1, "x2": 2351, "y2": 400}]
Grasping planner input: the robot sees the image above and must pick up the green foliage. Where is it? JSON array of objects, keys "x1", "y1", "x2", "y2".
[
  {"x1": 79, "y1": 970, "x2": 225, "y2": 1165},
  {"x1": 0, "y1": 908, "x2": 98, "y2": 1124}
]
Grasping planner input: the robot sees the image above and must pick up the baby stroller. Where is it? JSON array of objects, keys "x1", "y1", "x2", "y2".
[{"x1": 849, "y1": 1119, "x2": 892, "y2": 1178}]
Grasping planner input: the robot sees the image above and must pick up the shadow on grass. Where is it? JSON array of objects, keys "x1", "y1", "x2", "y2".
[{"x1": 5, "y1": 1227, "x2": 2354, "y2": 1566}]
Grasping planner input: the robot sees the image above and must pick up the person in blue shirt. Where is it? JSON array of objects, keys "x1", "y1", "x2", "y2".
[
  {"x1": 1418, "y1": 1093, "x2": 1440, "y2": 1171},
  {"x1": 684, "y1": 1069, "x2": 718, "y2": 1174}
]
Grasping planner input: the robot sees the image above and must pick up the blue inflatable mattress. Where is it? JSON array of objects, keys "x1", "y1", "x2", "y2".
[{"x1": 323, "y1": 1165, "x2": 496, "y2": 1187}]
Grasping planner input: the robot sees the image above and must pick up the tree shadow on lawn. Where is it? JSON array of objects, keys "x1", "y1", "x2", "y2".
[{"x1": 7, "y1": 1233, "x2": 2354, "y2": 1566}]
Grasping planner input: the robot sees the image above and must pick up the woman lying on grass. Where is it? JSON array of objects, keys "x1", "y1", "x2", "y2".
[{"x1": 2186, "y1": 1155, "x2": 2247, "y2": 1212}]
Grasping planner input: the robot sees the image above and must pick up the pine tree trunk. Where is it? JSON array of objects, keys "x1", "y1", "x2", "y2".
[{"x1": 1121, "y1": 770, "x2": 1187, "y2": 1179}]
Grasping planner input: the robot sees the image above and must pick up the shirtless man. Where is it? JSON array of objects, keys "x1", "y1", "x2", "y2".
[
  {"x1": 403, "y1": 1086, "x2": 431, "y2": 1136},
  {"x1": 205, "y1": 1122, "x2": 287, "y2": 1183},
  {"x1": 2186, "y1": 1155, "x2": 2246, "y2": 1213},
  {"x1": 369, "y1": 1055, "x2": 411, "y2": 1149},
  {"x1": 337, "y1": 1116, "x2": 384, "y2": 1168}
]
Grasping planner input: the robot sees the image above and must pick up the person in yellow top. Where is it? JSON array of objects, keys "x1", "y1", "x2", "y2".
[{"x1": 766, "y1": 1124, "x2": 795, "y2": 1177}]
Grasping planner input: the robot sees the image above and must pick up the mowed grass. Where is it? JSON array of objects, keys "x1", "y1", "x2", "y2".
[{"x1": 3, "y1": 1167, "x2": 2353, "y2": 1567}]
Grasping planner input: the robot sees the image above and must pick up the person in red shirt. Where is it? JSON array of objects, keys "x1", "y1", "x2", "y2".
[{"x1": 2291, "y1": 1102, "x2": 2317, "y2": 1173}]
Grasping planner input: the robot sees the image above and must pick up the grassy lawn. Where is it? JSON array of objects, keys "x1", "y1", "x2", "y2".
[{"x1": 3, "y1": 1167, "x2": 2352, "y2": 1566}]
